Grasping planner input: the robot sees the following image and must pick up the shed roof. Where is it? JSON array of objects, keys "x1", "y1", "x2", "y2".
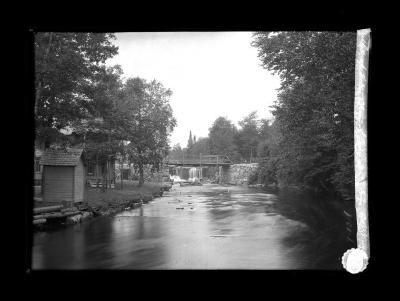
[{"x1": 40, "y1": 148, "x2": 84, "y2": 166}]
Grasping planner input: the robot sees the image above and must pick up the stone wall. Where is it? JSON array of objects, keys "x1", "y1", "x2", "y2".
[{"x1": 221, "y1": 163, "x2": 259, "y2": 185}]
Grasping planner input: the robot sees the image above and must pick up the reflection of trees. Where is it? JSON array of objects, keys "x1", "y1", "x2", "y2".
[
  {"x1": 40, "y1": 227, "x2": 86, "y2": 269},
  {"x1": 274, "y1": 189, "x2": 348, "y2": 269},
  {"x1": 82, "y1": 219, "x2": 113, "y2": 268}
]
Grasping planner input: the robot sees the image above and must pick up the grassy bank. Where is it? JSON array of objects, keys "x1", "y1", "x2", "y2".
[
  {"x1": 35, "y1": 180, "x2": 163, "y2": 207},
  {"x1": 85, "y1": 180, "x2": 164, "y2": 208},
  {"x1": 33, "y1": 180, "x2": 165, "y2": 230}
]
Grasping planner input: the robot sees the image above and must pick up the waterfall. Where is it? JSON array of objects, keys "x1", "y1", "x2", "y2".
[{"x1": 189, "y1": 167, "x2": 202, "y2": 182}]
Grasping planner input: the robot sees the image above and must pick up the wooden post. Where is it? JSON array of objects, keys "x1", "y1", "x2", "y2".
[
  {"x1": 200, "y1": 153, "x2": 202, "y2": 180},
  {"x1": 217, "y1": 155, "x2": 219, "y2": 183},
  {"x1": 120, "y1": 157, "x2": 123, "y2": 189}
]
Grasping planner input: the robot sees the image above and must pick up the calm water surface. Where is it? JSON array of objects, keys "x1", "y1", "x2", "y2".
[{"x1": 32, "y1": 183, "x2": 356, "y2": 269}]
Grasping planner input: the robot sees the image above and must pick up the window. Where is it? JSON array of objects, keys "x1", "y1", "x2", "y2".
[{"x1": 87, "y1": 161, "x2": 95, "y2": 175}]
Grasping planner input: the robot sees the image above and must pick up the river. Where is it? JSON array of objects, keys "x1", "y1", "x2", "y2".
[{"x1": 31, "y1": 183, "x2": 356, "y2": 269}]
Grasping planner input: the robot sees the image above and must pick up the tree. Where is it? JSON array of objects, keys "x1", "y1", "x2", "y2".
[
  {"x1": 35, "y1": 32, "x2": 119, "y2": 148},
  {"x1": 122, "y1": 77, "x2": 176, "y2": 186},
  {"x1": 189, "y1": 137, "x2": 210, "y2": 157},
  {"x1": 257, "y1": 118, "x2": 273, "y2": 157},
  {"x1": 234, "y1": 111, "x2": 260, "y2": 162},
  {"x1": 252, "y1": 31, "x2": 356, "y2": 199},
  {"x1": 208, "y1": 117, "x2": 240, "y2": 161},
  {"x1": 68, "y1": 65, "x2": 126, "y2": 191},
  {"x1": 168, "y1": 143, "x2": 184, "y2": 160}
]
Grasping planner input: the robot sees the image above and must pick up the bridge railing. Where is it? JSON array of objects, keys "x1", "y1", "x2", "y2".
[{"x1": 164, "y1": 154, "x2": 232, "y2": 165}]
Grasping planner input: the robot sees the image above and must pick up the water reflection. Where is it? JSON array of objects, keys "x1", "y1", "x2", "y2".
[{"x1": 32, "y1": 184, "x2": 355, "y2": 269}]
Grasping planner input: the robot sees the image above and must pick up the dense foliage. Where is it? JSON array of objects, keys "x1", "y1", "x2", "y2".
[
  {"x1": 122, "y1": 78, "x2": 177, "y2": 185},
  {"x1": 208, "y1": 117, "x2": 241, "y2": 161},
  {"x1": 252, "y1": 31, "x2": 356, "y2": 200},
  {"x1": 35, "y1": 32, "x2": 176, "y2": 188},
  {"x1": 171, "y1": 113, "x2": 271, "y2": 163},
  {"x1": 35, "y1": 32, "x2": 119, "y2": 147}
]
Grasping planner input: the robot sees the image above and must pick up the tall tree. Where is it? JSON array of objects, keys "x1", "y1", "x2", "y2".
[
  {"x1": 208, "y1": 117, "x2": 240, "y2": 161},
  {"x1": 68, "y1": 65, "x2": 126, "y2": 191},
  {"x1": 35, "y1": 32, "x2": 119, "y2": 147},
  {"x1": 189, "y1": 137, "x2": 210, "y2": 157},
  {"x1": 234, "y1": 111, "x2": 260, "y2": 162},
  {"x1": 187, "y1": 130, "x2": 194, "y2": 150},
  {"x1": 122, "y1": 77, "x2": 176, "y2": 186}
]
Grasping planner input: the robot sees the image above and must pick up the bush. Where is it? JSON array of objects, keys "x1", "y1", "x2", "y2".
[{"x1": 248, "y1": 172, "x2": 259, "y2": 185}]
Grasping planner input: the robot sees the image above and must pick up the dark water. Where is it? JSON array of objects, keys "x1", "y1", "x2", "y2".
[{"x1": 32, "y1": 184, "x2": 356, "y2": 269}]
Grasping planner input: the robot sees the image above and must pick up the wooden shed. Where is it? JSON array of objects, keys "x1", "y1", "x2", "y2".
[{"x1": 39, "y1": 148, "x2": 85, "y2": 204}]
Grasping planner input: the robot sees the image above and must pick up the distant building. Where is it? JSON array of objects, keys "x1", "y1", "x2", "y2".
[{"x1": 40, "y1": 148, "x2": 86, "y2": 204}]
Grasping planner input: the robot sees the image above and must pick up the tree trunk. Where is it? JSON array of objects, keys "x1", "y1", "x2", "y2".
[{"x1": 138, "y1": 163, "x2": 144, "y2": 187}]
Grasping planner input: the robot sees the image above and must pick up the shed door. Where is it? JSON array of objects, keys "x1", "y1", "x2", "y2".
[{"x1": 43, "y1": 166, "x2": 74, "y2": 202}]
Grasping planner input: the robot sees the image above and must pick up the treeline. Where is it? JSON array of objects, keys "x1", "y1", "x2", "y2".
[
  {"x1": 169, "y1": 111, "x2": 272, "y2": 163},
  {"x1": 170, "y1": 32, "x2": 356, "y2": 201},
  {"x1": 35, "y1": 33, "x2": 176, "y2": 186}
]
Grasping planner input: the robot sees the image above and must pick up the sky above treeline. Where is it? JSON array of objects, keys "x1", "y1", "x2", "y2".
[{"x1": 106, "y1": 32, "x2": 281, "y2": 148}]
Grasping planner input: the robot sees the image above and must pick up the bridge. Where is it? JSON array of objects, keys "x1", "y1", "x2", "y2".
[{"x1": 164, "y1": 154, "x2": 233, "y2": 166}]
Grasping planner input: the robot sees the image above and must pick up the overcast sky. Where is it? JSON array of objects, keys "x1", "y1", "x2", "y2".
[{"x1": 106, "y1": 32, "x2": 281, "y2": 148}]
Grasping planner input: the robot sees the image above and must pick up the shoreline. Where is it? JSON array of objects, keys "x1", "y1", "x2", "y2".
[{"x1": 33, "y1": 181, "x2": 168, "y2": 232}]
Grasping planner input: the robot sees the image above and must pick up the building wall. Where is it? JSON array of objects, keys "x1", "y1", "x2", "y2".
[
  {"x1": 43, "y1": 166, "x2": 74, "y2": 202},
  {"x1": 74, "y1": 159, "x2": 85, "y2": 202}
]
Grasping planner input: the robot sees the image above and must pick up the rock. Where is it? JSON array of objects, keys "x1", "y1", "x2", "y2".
[
  {"x1": 33, "y1": 219, "x2": 46, "y2": 225},
  {"x1": 80, "y1": 211, "x2": 93, "y2": 221},
  {"x1": 77, "y1": 205, "x2": 89, "y2": 211},
  {"x1": 66, "y1": 214, "x2": 82, "y2": 224},
  {"x1": 132, "y1": 203, "x2": 141, "y2": 209},
  {"x1": 142, "y1": 194, "x2": 153, "y2": 202},
  {"x1": 62, "y1": 211, "x2": 81, "y2": 217}
]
